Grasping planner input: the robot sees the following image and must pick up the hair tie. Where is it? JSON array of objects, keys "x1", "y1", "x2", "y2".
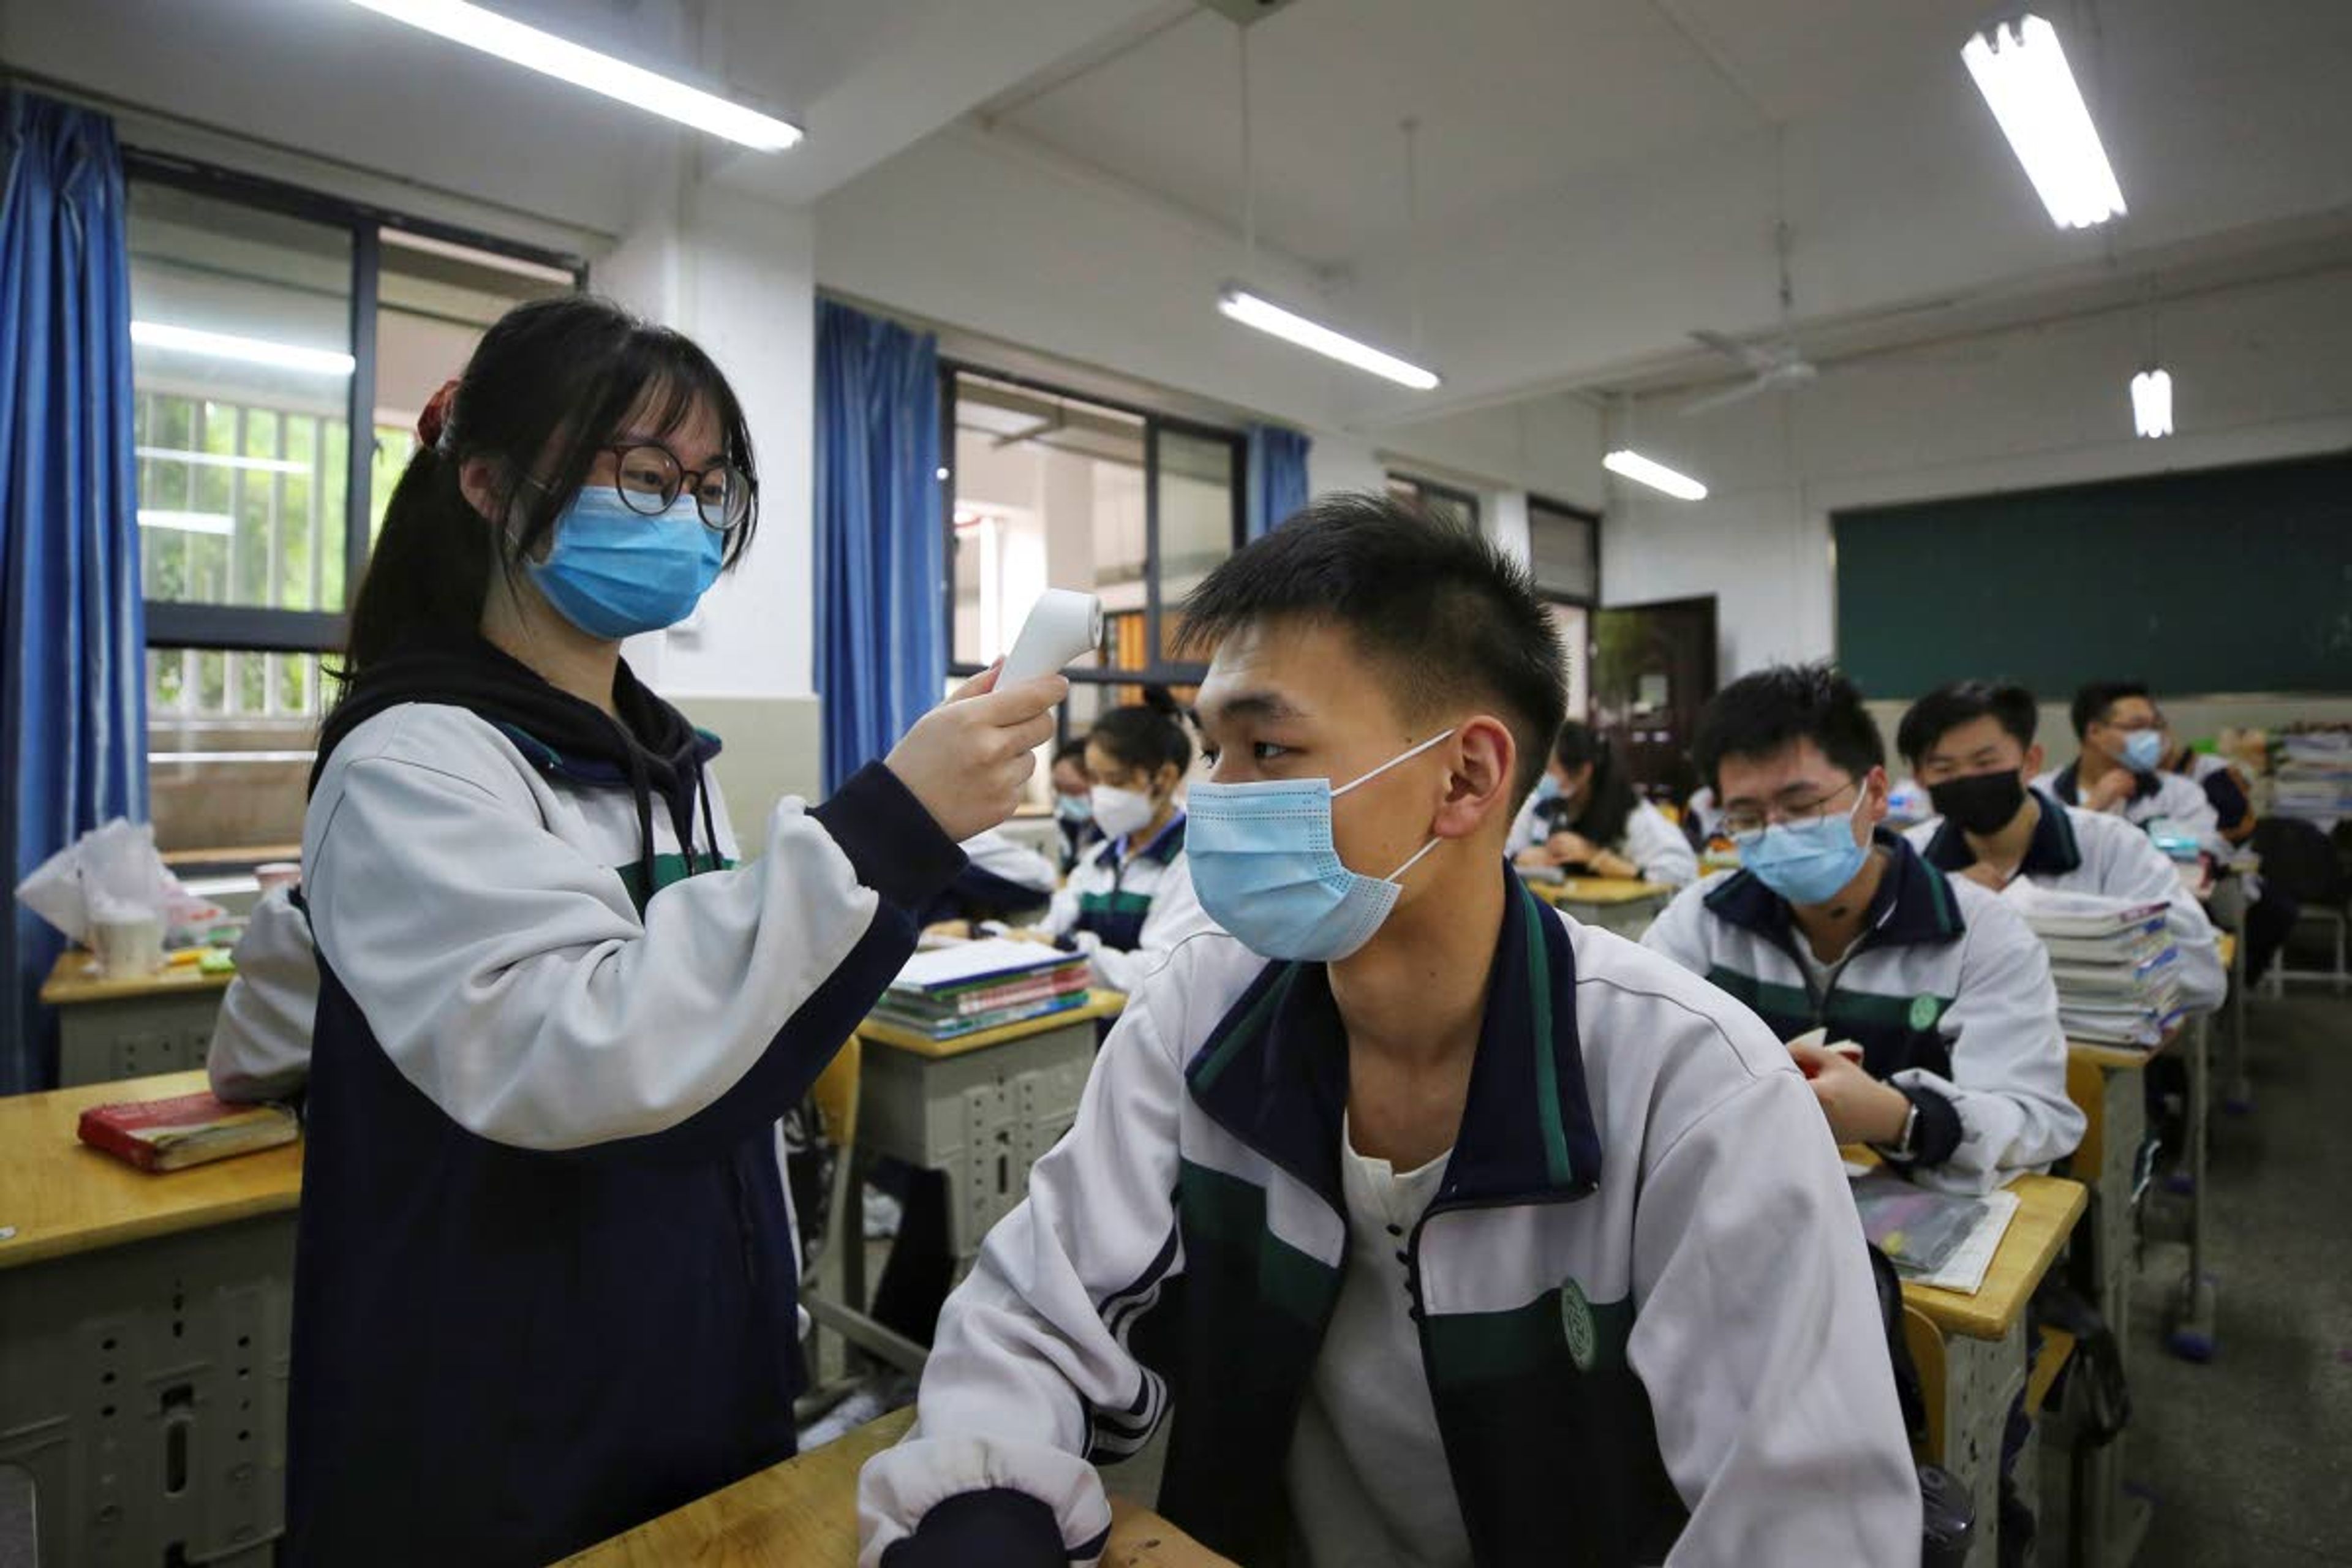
[{"x1": 416, "y1": 378, "x2": 460, "y2": 451}]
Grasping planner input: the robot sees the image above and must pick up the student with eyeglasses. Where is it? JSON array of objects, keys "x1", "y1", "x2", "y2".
[
  {"x1": 278, "y1": 295, "x2": 1066, "y2": 1566},
  {"x1": 2038, "y1": 680, "x2": 2225, "y2": 851},
  {"x1": 1642, "y1": 664, "x2": 2081, "y2": 1196}
]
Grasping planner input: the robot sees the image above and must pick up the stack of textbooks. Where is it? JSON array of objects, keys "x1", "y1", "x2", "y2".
[
  {"x1": 872, "y1": 938, "x2": 1093, "y2": 1041},
  {"x1": 2275, "y1": 727, "x2": 2352, "y2": 831},
  {"x1": 78, "y1": 1091, "x2": 299, "y2": 1172},
  {"x1": 2005, "y1": 882, "x2": 2183, "y2": 1047}
]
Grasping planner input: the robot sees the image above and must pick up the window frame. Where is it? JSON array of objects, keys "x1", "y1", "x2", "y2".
[
  {"x1": 1385, "y1": 470, "x2": 1483, "y2": 534},
  {"x1": 124, "y1": 148, "x2": 587, "y2": 655},
  {"x1": 1526, "y1": 491, "x2": 1602, "y2": 609},
  {"x1": 938, "y1": 359, "x2": 1246, "y2": 692}
]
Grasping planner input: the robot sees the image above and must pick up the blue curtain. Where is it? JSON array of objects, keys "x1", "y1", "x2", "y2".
[
  {"x1": 1, "y1": 92, "x2": 147, "y2": 1093},
  {"x1": 815, "y1": 300, "x2": 943, "y2": 796},
  {"x1": 1246, "y1": 423, "x2": 1311, "y2": 539}
]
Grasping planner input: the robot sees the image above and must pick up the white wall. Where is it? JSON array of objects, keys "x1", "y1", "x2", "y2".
[{"x1": 1600, "y1": 263, "x2": 2352, "y2": 690}]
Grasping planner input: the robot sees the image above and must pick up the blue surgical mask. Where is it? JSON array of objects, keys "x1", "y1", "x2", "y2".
[
  {"x1": 1187, "y1": 731, "x2": 1453, "y2": 963},
  {"x1": 2118, "y1": 730, "x2": 2165, "y2": 773},
  {"x1": 527, "y1": 488, "x2": 725, "y2": 640},
  {"x1": 1055, "y1": 793, "x2": 1092, "y2": 826},
  {"x1": 1532, "y1": 774, "x2": 1562, "y2": 805},
  {"x1": 1735, "y1": 790, "x2": 1871, "y2": 907}
]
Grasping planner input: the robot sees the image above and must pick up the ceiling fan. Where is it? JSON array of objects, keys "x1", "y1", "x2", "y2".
[{"x1": 1679, "y1": 328, "x2": 1819, "y2": 415}]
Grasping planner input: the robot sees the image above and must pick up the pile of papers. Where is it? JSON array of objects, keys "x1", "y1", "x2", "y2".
[
  {"x1": 872, "y1": 938, "x2": 1091, "y2": 1041},
  {"x1": 2003, "y1": 881, "x2": 2184, "y2": 1047},
  {"x1": 2274, "y1": 728, "x2": 2352, "y2": 831}
]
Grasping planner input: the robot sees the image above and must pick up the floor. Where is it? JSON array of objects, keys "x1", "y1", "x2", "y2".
[{"x1": 2131, "y1": 988, "x2": 2352, "y2": 1567}]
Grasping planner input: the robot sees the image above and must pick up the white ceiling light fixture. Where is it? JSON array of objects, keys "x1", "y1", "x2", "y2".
[
  {"x1": 131, "y1": 321, "x2": 355, "y2": 376},
  {"x1": 1212, "y1": 23, "x2": 1438, "y2": 391},
  {"x1": 342, "y1": 0, "x2": 801, "y2": 153},
  {"x1": 2131, "y1": 368, "x2": 2172, "y2": 439},
  {"x1": 1216, "y1": 287, "x2": 1441, "y2": 392},
  {"x1": 1604, "y1": 450, "x2": 1709, "y2": 502},
  {"x1": 1961, "y1": 14, "x2": 2127, "y2": 230}
]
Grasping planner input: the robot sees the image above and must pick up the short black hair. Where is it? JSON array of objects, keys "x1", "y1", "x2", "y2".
[
  {"x1": 1897, "y1": 680, "x2": 2040, "y2": 764},
  {"x1": 1052, "y1": 737, "x2": 1089, "y2": 768},
  {"x1": 1694, "y1": 662, "x2": 1883, "y2": 794},
  {"x1": 2071, "y1": 679, "x2": 2152, "y2": 739},
  {"x1": 1177, "y1": 492, "x2": 1567, "y2": 800},
  {"x1": 1087, "y1": 687, "x2": 1193, "y2": 778}
]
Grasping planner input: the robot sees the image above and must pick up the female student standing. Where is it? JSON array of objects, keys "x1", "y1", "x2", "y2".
[
  {"x1": 1509, "y1": 719, "x2": 1698, "y2": 886},
  {"x1": 285, "y1": 297, "x2": 1063, "y2": 1566},
  {"x1": 1025, "y1": 691, "x2": 1215, "y2": 990}
]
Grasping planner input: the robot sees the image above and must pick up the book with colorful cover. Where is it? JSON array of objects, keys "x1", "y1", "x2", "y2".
[
  {"x1": 868, "y1": 990, "x2": 1088, "y2": 1041},
  {"x1": 887, "y1": 963, "x2": 1091, "y2": 1020},
  {"x1": 77, "y1": 1091, "x2": 299, "y2": 1172}
]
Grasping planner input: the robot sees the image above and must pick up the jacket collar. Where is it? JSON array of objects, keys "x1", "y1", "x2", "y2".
[
  {"x1": 1183, "y1": 863, "x2": 1603, "y2": 1218},
  {"x1": 491, "y1": 722, "x2": 723, "y2": 789},
  {"x1": 1106, "y1": 812, "x2": 1186, "y2": 873},
  {"x1": 2051, "y1": 760, "x2": 2157, "y2": 807},
  {"x1": 1920, "y1": 786, "x2": 2082, "y2": 877},
  {"x1": 1704, "y1": 829, "x2": 1966, "y2": 951}
]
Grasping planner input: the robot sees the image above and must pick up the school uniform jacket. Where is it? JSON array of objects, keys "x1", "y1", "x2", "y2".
[
  {"x1": 1642, "y1": 832, "x2": 2081, "y2": 1196},
  {"x1": 2038, "y1": 763, "x2": 2225, "y2": 853},
  {"x1": 1042, "y1": 813, "x2": 1217, "y2": 993},
  {"x1": 2177, "y1": 753, "x2": 2257, "y2": 843},
  {"x1": 1906, "y1": 789, "x2": 2226, "y2": 1016},
  {"x1": 206, "y1": 885, "x2": 318, "y2": 1102},
  {"x1": 860, "y1": 871, "x2": 1921, "y2": 1567},
  {"x1": 288, "y1": 701, "x2": 960, "y2": 1566},
  {"x1": 1505, "y1": 796, "x2": 1700, "y2": 888}
]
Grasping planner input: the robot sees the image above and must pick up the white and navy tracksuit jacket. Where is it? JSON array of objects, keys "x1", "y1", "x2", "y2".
[
  {"x1": 1505, "y1": 796, "x2": 1700, "y2": 888},
  {"x1": 1643, "y1": 832, "x2": 2082, "y2": 1196},
  {"x1": 207, "y1": 885, "x2": 318, "y2": 1103},
  {"x1": 1907, "y1": 788, "x2": 2226, "y2": 1016},
  {"x1": 861, "y1": 869, "x2": 1921, "y2": 1567},
  {"x1": 2038, "y1": 762, "x2": 2225, "y2": 853},
  {"x1": 1039, "y1": 813, "x2": 1218, "y2": 993},
  {"x1": 289, "y1": 701, "x2": 960, "y2": 1564}
]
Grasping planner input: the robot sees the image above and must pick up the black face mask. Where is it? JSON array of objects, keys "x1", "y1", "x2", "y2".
[{"x1": 1928, "y1": 770, "x2": 2028, "y2": 837}]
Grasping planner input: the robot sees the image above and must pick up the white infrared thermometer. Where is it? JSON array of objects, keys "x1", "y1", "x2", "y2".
[{"x1": 1000, "y1": 590, "x2": 1103, "y2": 685}]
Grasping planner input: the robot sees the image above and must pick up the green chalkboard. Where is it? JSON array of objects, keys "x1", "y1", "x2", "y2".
[{"x1": 1833, "y1": 451, "x2": 2352, "y2": 699}]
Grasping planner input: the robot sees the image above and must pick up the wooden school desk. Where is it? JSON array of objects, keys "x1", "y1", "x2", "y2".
[
  {"x1": 39, "y1": 952, "x2": 233, "y2": 1088},
  {"x1": 1520, "y1": 875, "x2": 1676, "y2": 940},
  {"x1": 0, "y1": 1070, "x2": 301, "y2": 1567},
  {"x1": 559, "y1": 1406, "x2": 1234, "y2": 1566}
]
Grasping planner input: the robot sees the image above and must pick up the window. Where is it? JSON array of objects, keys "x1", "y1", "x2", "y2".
[
  {"x1": 127, "y1": 153, "x2": 581, "y2": 855},
  {"x1": 1528, "y1": 495, "x2": 1599, "y2": 603},
  {"x1": 944, "y1": 366, "x2": 1242, "y2": 703},
  {"x1": 1385, "y1": 472, "x2": 1481, "y2": 534}
]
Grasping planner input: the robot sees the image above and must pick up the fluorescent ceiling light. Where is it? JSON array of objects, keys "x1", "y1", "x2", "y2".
[
  {"x1": 1604, "y1": 450, "x2": 1708, "y2": 502},
  {"x1": 137, "y1": 447, "x2": 308, "y2": 475},
  {"x1": 131, "y1": 321, "x2": 355, "y2": 376},
  {"x1": 2132, "y1": 368, "x2": 2173, "y2": 439},
  {"x1": 344, "y1": 0, "x2": 801, "y2": 153},
  {"x1": 138, "y1": 510, "x2": 235, "y2": 535},
  {"x1": 380, "y1": 227, "x2": 578, "y2": 285},
  {"x1": 1962, "y1": 15, "x2": 2126, "y2": 229},
  {"x1": 1216, "y1": 286, "x2": 1440, "y2": 391}
]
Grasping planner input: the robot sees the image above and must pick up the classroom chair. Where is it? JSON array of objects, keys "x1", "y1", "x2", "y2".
[{"x1": 2250, "y1": 817, "x2": 2350, "y2": 997}]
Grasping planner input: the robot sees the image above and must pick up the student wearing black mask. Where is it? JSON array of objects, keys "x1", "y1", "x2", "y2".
[{"x1": 1896, "y1": 680, "x2": 2222, "y2": 1015}]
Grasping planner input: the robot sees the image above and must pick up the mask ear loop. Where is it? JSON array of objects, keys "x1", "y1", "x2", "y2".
[{"x1": 1332, "y1": 728, "x2": 1456, "y2": 799}]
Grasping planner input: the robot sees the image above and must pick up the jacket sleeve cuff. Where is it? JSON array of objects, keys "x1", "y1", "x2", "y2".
[
  {"x1": 880, "y1": 1488, "x2": 1079, "y2": 1568},
  {"x1": 1894, "y1": 1083, "x2": 1964, "y2": 1168},
  {"x1": 812, "y1": 763, "x2": 967, "y2": 911}
]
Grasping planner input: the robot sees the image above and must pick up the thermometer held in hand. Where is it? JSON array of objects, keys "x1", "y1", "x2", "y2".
[{"x1": 1000, "y1": 590, "x2": 1104, "y2": 686}]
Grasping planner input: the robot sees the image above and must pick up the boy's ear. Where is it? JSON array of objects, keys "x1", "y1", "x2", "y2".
[
  {"x1": 2024, "y1": 741, "x2": 2046, "y2": 780},
  {"x1": 1431, "y1": 716, "x2": 1515, "y2": 840}
]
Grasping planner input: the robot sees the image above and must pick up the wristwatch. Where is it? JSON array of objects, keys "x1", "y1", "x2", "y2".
[{"x1": 1877, "y1": 1095, "x2": 1921, "y2": 1161}]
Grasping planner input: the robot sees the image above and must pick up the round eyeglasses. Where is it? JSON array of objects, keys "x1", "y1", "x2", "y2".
[{"x1": 604, "y1": 443, "x2": 753, "y2": 532}]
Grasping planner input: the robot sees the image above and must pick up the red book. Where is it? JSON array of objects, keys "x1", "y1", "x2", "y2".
[{"x1": 78, "y1": 1091, "x2": 299, "y2": 1172}]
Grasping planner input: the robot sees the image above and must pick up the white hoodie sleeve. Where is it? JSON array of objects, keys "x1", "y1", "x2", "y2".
[
  {"x1": 1623, "y1": 801, "x2": 1700, "y2": 888},
  {"x1": 1506, "y1": 794, "x2": 1547, "y2": 857},
  {"x1": 1632, "y1": 1070, "x2": 1923, "y2": 1564},
  {"x1": 304, "y1": 706, "x2": 962, "y2": 1156},
  {"x1": 859, "y1": 985, "x2": 1192, "y2": 1566},
  {"x1": 1891, "y1": 892, "x2": 2084, "y2": 1195},
  {"x1": 206, "y1": 887, "x2": 320, "y2": 1102}
]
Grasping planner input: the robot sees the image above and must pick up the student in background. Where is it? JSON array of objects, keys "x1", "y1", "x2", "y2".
[
  {"x1": 1049, "y1": 736, "x2": 1097, "y2": 870},
  {"x1": 1643, "y1": 664, "x2": 2080, "y2": 1195},
  {"x1": 922, "y1": 831, "x2": 1059, "y2": 927},
  {"x1": 284, "y1": 296, "x2": 1063, "y2": 1566},
  {"x1": 2039, "y1": 680, "x2": 2223, "y2": 849},
  {"x1": 1896, "y1": 680, "x2": 2223, "y2": 1015},
  {"x1": 862, "y1": 498, "x2": 1919, "y2": 1568},
  {"x1": 1022, "y1": 688, "x2": 1214, "y2": 992},
  {"x1": 2161, "y1": 726, "x2": 2300, "y2": 987},
  {"x1": 1507, "y1": 720, "x2": 1698, "y2": 886}
]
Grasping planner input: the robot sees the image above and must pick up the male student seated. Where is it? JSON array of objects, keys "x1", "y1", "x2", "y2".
[
  {"x1": 858, "y1": 497, "x2": 1918, "y2": 1567},
  {"x1": 1897, "y1": 680, "x2": 2224, "y2": 1016},
  {"x1": 1643, "y1": 665, "x2": 2081, "y2": 1196},
  {"x1": 2160, "y1": 722, "x2": 2301, "y2": 987},
  {"x1": 2039, "y1": 680, "x2": 2223, "y2": 850}
]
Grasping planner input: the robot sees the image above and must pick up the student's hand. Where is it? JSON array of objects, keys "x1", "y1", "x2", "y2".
[
  {"x1": 1001, "y1": 927, "x2": 1060, "y2": 946},
  {"x1": 2086, "y1": 767, "x2": 2138, "y2": 813},
  {"x1": 1789, "y1": 1044, "x2": 1912, "y2": 1146},
  {"x1": 1513, "y1": 846, "x2": 1564, "y2": 870},
  {"x1": 1546, "y1": 831, "x2": 1599, "y2": 867},
  {"x1": 886, "y1": 662, "x2": 1068, "y2": 841},
  {"x1": 922, "y1": 920, "x2": 973, "y2": 941}
]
